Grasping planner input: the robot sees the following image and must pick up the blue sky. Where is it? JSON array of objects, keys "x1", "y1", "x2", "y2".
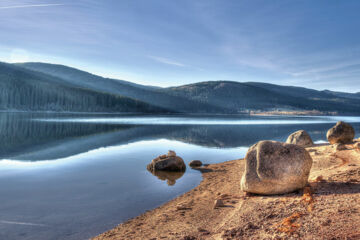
[{"x1": 0, "y1": 0, "x2": 360, "y2": 92}]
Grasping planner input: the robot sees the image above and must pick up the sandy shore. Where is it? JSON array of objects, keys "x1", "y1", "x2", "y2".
[{"x1": 94, "y1": 140, "x2": 360, "y2": 240}]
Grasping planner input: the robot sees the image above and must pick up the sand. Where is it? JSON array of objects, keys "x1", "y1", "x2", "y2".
[{"x1": 94, "y1": 140, "x2": 360, "y2": 240}]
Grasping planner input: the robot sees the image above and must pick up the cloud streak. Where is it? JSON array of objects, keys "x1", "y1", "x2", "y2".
[
  {"x1": 0, "y1": 3, "x2": 64, "y2": 10},
  {"x1": 148, "y1": 55, "x2": 186, "y2": 67},
  {"x1": 0, "y1": 220, "x2": 46, "y2": 227}
]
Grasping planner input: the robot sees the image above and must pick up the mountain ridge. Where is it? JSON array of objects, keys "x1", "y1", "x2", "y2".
[
  {"x1": 3, "y1": 62, "x2": 360, "y2": 115},
  {"x1": 0, "y1": 62, "x2": 169, "y2": 113}
]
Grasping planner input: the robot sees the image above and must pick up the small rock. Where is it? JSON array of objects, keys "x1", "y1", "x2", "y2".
[
  {"x1": 244, "y1": 222, "x2": 259, "y2": 230},
  {"x1": 354, "y1": 142, "x2": 360, "y2": 149},
  {"x1": 327, "y1": 121, "x2": 355, "y2": 144},
  {"x1": 189, "y1": 160, "x2": 202, "y2": 167},
  {"x1": 313, "y1": 175, "x2": 324, "y2": 182},
  {"x1": 168, "y1": 150, "x2": 176, "y2": 157},
  {"x1": 321, "y1": 219, "x2": 331, "y2": 226},
  {"x1": 213, "y1": 199, "x2": 225, "y2": 209},
  {"x1": 220, "y1": 194, "x2": 230, "y2": 199},
  {"x1": 197, "y1": 228, "x2": 208, "y2": 233},
  {"x1": 176, "y1": 204, "x2": 191, "y2": 211},
  {"x1": 335, "y1": 143, "x2": 346, "y2": 151},
  {"x1": 182, "y1": 236, "x2": 196, "y2": 240}
]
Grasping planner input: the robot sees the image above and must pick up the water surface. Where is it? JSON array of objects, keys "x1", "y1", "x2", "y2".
[{"x1": 0, "y1": 113, "x2": 359, "y2": 240}]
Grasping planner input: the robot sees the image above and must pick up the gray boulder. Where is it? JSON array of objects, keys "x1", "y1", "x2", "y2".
[
  {"x1": 147, "y1": 151, "x2": 186, "y2": 172},
  {"x1": 286, "y1": 130, "x2": 313, "y2": 147},
  {"x1": 241, "y1": 140, "x2": 313, "y2": 195},
  {"x1": 326, "y1": 121, "x2": 355, "y2": 144}
]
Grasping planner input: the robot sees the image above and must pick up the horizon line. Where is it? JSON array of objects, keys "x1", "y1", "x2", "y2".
[{"x1": 2, "y1": 60, "x2": 359, "y2": 94}]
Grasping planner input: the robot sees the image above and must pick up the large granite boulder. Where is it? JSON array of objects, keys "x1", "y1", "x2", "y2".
[
  {"x1": 326, "y1": 121, "x2": 355, "y2": 144},
  {"x1": 147, "y1": 151, "x2": 186, "y2": 172},
  {"x1": 286, "y1": 130, "x2": 313, "y2": 147},
  {"x1": 241, "y1": 140, "x2": 313, "y2": 195}
]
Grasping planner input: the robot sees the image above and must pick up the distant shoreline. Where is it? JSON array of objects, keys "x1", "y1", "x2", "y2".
[
  {"x1": 249, "y1": 110, "x2": 338, "y2": 116},
  {"x1": 0, "y1": 110, "x2": 352, "y2": 116}
]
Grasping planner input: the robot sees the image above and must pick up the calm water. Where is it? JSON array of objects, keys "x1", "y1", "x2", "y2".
[{"x1": 0, "y1": 113, "x2": 359, "y2": 240}]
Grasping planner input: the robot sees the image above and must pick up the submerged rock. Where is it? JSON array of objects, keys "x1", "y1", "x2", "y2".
[
  {"x1": 189, "y1": 160, "x2": 202, "y2": 168},
  {"x1": 147, "y1": 151, "x2": 186, "y2": 172},
  {"x1": 241, "y1": 140, "x2": 313, "y2": 195},
  {"x1": 327, "y1": 121, "x2": 355, "y2": 144},
  {"x1": 286, "y1": 130, "x2": 313, "y2": 147}
]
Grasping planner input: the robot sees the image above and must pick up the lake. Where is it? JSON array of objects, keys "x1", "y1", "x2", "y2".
[{"x1": 0, "y1": 112, "x2": 359, "y2": 240}]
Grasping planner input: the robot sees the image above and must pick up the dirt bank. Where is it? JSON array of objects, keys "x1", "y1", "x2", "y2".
[{"x1": 95, "y1": 140, "x2": 360, "y2": 240}]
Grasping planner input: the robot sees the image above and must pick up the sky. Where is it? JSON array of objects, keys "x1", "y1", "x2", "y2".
[{"x1": 0, "y1": 0, "x2": 360, "y2": 92}]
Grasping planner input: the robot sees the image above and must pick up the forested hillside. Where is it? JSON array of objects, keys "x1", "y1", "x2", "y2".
[
  {"x1": 0, "y1": 62, "x2": 167, "y2": 113},
  {"x1": 164, "y1": 81, "x2": 360, "y2": 114},
  {"x1": 322, "y1": 90, "x2": 360, "y2": 100},
  {"x1": 19, "y1": 62, "x2": 223, "y2": 113},
  {"x1": 3, "y1": 62, "x2": 360, "y2": 114}
]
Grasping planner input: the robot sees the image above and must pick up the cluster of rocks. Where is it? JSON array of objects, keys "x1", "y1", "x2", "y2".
[
  {"x1": 147, "y1": 150, "x2": 204, "y2": 174},
  {"x1": 147, "y1": 121, "x2": 357, "y2": 196},
  {"x1": 241, "y1": 121, "x2": 357, "y2": 195}
]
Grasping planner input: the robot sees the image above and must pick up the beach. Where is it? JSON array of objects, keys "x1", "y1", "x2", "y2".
[{"x1": 95, "y1": 139, "x2": 360, "y2": 240}]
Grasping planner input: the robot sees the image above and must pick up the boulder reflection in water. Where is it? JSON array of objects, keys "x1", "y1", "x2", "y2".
[{"x1": 149, "y1": 170, "x2": 185, "y2": 186}]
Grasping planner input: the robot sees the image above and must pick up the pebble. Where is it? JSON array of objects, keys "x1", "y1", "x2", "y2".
[{"x1": 213, "y1": 199, "x2": 225, "y2": 209}]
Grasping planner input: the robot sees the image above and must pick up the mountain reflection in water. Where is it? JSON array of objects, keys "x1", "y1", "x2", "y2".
[{"x1": 1, "y1": 112, "x2": 359, "y2": 161}]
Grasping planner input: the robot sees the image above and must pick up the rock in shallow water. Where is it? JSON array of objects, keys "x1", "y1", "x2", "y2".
[
  {"x1": 147, "y1": 151, "x2": 186, "y2": 172},
  {"x1": 241, "y1": 140, "x2": 313, "y2": 195},
  {"x1": 286, "y1": 130, "x2": 313, "y2": 147},
  {"x1": 189, "y1": 160, "x2": 202, "y2": 167},
  {"x1": 327, "y1": 121, "x2": 355, "y2": 144}
]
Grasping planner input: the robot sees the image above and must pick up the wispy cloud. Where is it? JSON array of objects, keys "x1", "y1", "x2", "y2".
[
  {"x1": 148, "y1": 55, "x2": 186, "y2": 67},
  {"x1": 0, "y1": 4, "x2": 64, "y2": 10},
  {"x1": 0, "y1": 220, "x2": 46, "y2": 227}
]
